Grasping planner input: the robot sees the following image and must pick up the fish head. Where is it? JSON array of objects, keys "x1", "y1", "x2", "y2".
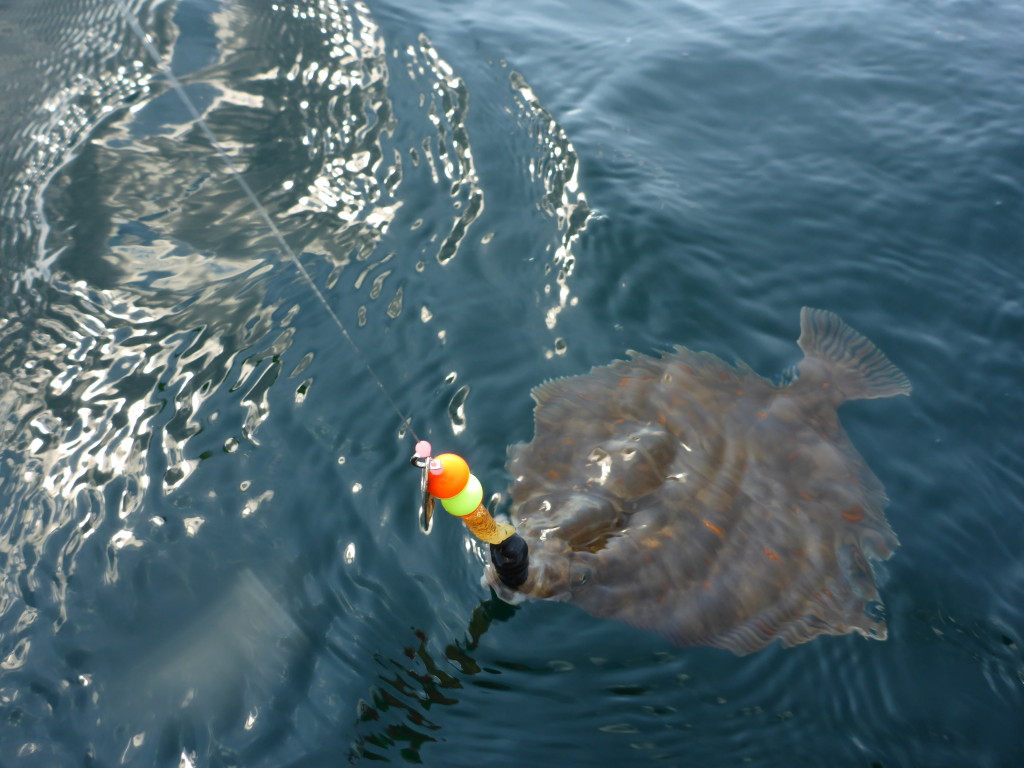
[{"x1": 487, "y1": 489, "x2": 622, "y2": 602}]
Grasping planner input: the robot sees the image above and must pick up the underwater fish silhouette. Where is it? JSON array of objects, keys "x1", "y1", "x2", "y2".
[{"x1": 489, "y1": 308, "x2": 911, "y2": 655}]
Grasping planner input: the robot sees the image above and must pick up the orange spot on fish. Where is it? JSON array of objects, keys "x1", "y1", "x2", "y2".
[
  {"x1": 822, "y1": 381, "x2": 831, "y2": 388},
  {"x1": 548, "y1": 470, "x2": 560, "y2": 480},
  {"x1": 735, "y1": 390, "x2": 744, "y2": 396},
  {"x1": 791, "y1": 549, "x2": 805, "y2": 557},
  {"x1": 642, "y1": 553, "x2": 653, "y2": 563},
  {"x1": 657, "y1": 412, "x2": 667, "y2": 425},
  {"x1": 841, "y1": 505, "x2": 865, "y2": 523},
  {"x1": 702, "y1": 519, "x2": 724, "y2": 537},
  {"x1": 763, "y1": 547, "x2": 780, "y2": 561},
  {"x1": 758, "y1": 412, "x2": 767, "y2": 420},
  {"x1": 614, "y1": 418, "x2": 626, "y2": 424},
  {"x1": 787, "y1": 452, "x2": 799, "y2": 462},
  {"x1": 799, "y1": 492, "x2": 815, "y2": 501},
  {"x1": 563, "y1": 437, "x2": 575, "y2": 445},
  {"x1": 718, "y1": 372, "x2": 730, "y2": 381},
  {"x1": 703, "y1": 580, "x2": 712, "y2": 592},
  {"x1": 755, "y1": 620, "x2": 777, "y2": 636},
  {"x1": 618, "y1": 377, "x2": 631, "y2": 387}
]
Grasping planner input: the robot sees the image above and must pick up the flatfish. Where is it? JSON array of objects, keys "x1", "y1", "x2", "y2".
[{"x1": 489, "y1": 308, "x2": 911, "y2": 654}]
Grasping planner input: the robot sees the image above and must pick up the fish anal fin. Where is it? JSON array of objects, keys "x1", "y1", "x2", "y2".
[{"x1": 797, "y1": 307, "x2": 912, "y2": 401}]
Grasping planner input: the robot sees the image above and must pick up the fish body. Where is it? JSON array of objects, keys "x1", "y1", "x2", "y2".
[{"x1": 489, "y1": 308, "x2": 910, "y2": 655}]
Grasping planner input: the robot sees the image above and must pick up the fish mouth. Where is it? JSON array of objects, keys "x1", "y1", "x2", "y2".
[
  {"x1": 485, "y1": 531, "x2": 579, "y2": 604},
  {"x1": 485, "y1": 489, "x2": 622, "y2": 604}
]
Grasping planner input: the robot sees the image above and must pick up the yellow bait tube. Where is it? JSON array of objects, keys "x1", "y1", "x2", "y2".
[{"x1": 458, "y1": 504, "x2": 516, "y2": 545}]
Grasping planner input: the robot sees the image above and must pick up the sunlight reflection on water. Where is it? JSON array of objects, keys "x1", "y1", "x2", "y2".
[{"x1": 0, "y1": 0, "x2": 590, "y2": 763}]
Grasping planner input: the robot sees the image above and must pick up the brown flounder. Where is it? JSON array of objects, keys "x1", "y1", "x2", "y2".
[{"x1": 489, "y1": 308, "x2": 911, "y2": 655}]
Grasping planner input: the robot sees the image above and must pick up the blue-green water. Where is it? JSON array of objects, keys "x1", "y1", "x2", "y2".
[{"x1": 1, "y1": 0, "x2": 1022, "y2": 765}]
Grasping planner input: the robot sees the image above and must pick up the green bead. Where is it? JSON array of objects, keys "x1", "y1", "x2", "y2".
[{"x1": 441, "y1": 474, "x2": 483, "y2": 517}]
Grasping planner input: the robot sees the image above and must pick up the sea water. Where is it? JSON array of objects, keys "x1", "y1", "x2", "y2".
[{"x1": 0, "y1": 0, "x2": 1021, "y2": 765}]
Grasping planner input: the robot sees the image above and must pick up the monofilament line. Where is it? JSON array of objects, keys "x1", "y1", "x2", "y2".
[{"x1": 113, "y1": 0, "x2": 420, "y2": 444}]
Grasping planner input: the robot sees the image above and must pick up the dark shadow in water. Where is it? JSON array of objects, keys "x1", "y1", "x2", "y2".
[{"x1": 349, "y1": 595, "x2": 518, "y2": 763}]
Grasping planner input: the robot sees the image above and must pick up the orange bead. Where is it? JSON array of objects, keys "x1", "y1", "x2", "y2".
[{"x1": 426, "y1": 453, "x2": 470, "y2": 499}]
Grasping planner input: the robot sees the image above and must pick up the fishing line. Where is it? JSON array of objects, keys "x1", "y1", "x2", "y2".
[
  {"x1": 113, "y1": 0, "x2": 421, "y2": 444},
  {"x1": 113, "y1": 2, "x2": 531, "y2": 559}
]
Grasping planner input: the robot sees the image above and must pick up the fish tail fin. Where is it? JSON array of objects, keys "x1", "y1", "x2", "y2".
[{"x1": 797, "y1": 308, "x2": 912, "y2": 400}]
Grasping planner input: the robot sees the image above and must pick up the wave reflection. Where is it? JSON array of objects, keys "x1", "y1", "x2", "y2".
[
  {"x1": 0, "y1": 0, "x2": 592, "y2": 762},
  {"x1": 508, "y1": 68, "x2": 591, "y2": 346}
]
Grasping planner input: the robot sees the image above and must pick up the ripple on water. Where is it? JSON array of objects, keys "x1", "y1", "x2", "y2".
[{"x1": 0, "y1": 0, "x2": 591, "y2": 763}]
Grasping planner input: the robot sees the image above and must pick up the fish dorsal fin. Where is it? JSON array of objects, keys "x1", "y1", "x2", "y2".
[{"x1": 797, "y1": 307, "x2": 912, "y2": 400}]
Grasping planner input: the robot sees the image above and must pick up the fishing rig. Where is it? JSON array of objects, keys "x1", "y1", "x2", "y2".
[
  {"x1": 113, "y1": 1, "x2": 529, "y2": 593},
  {"x1": 412, "y1": 442, "x2": 529, "y2": 589}
]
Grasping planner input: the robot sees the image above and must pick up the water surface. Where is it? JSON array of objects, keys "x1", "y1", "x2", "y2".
[{"x1": 0, "y1": 0, "x2": 1022, "y2": 765}]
